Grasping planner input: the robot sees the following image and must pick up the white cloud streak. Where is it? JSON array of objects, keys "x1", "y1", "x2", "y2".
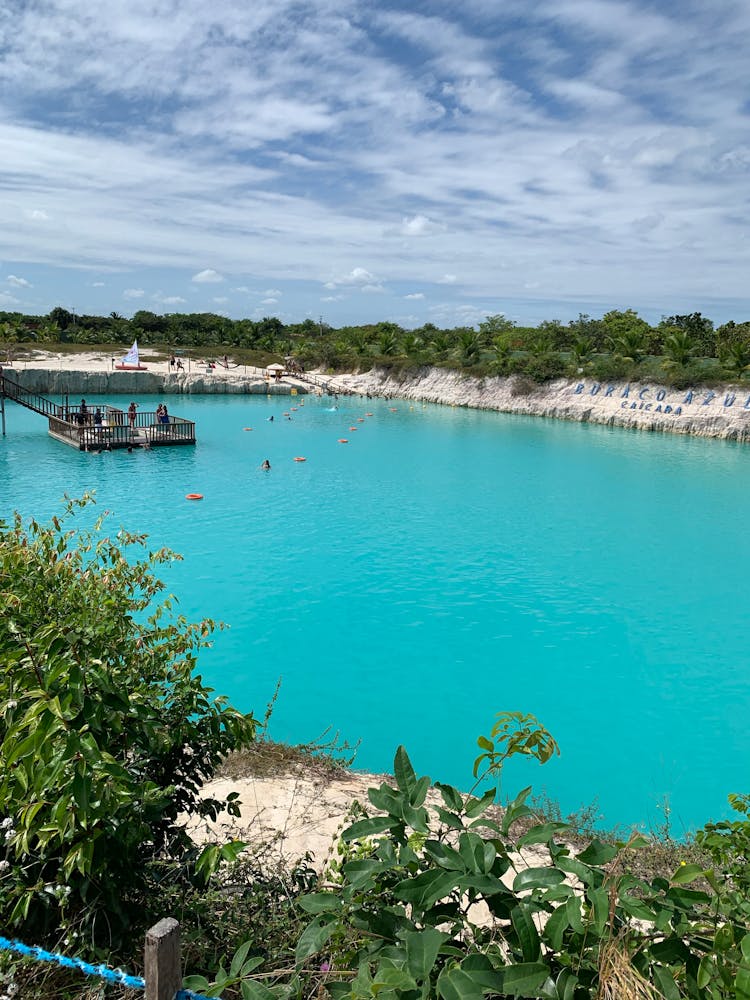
[{"x1": 0, "y1": 0, "x2": 748, "y2": 322}]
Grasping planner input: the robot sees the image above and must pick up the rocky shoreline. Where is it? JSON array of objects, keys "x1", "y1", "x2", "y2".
[
  {"x1": 326, "y1": 367, "x2": 750, "y2": 444},
  {"x1": 6, "y1": 353, "x2": 750, "y2": 443}
]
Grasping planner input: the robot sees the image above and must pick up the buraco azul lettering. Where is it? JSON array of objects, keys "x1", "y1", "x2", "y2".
[
  {"x1": 639, "y1": 387, "x2": 650, "y2": 400},
  {"x1": 724, "y1": 393, "x2": 736, "y2": 407},
  {"x1": 574, "y1": 383, "x2": 584, "y2": 394},
  {"x1": 590, "y1": 383, "x2": 601, "y2": 396},
  {"x1": 656, "y1": 389, "x2": 667, "y2": 401},
  {"x1": 605, "y1": 385, "x2": 615, "y2": 397},
  {"x1": 621, "y1": 384, "x2": 631, "y2": 398},
  {"x1": 703, "y1": 391, "x2": 716, "y2": 406},
  {"x1": 684, "y1": 390, "x2": 694, "y2": 404}
]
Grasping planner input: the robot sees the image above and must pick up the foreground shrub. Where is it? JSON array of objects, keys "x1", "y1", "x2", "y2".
[{"x1": 0, "y1": 495, "x2": 256, "y2": 947}]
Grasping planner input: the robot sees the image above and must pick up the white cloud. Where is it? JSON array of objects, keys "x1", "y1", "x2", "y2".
[
  {"x1": 6, "y1": 274, "x2": 31, "y2": 287},
  {"x1": 192, "y1": 269, "x2": 224, "y2": 284},
  {"x1": 392, "y1": 215, "x2": 444, "y2": 237},
  {"x1": 123, "y1": 288, "x2": 144, "y2": 299},
  {"x1": 0, "y1": 292, "x2": 19, "y2": 305},
  {"x1": 261, "y1": 297, "x2": 278, "y2": 305},
  {"x1": 212, "y1": 296, "x2": 228, "y2": 304},
  {"x1": 155, "y1": 295, "x2": 187, "y2": 305},
  {"x1": 325, "y1": 268, "x2": 384, "y2": 292},
  {"x1": 91, "y1": 281, "x2": 105, "y2": 287},
  {"x1": 0, "y1": 0, "x2": 748, "y2": 323},
  {"x1": 321, "y1": 294, "x2": 344, "y2": 301},
  {"x1": 405, "y1": 292, "x2": 425, "y2": 300}
]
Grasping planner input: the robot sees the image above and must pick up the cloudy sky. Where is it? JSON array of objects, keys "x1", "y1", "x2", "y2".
[{"x1": 1, "y1": 0, "x2": 749, "y2": 329}]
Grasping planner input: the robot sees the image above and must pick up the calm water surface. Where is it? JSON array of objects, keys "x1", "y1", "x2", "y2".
[{"x1": 2, "y1": 392, "x2": 747, "y2": 833}]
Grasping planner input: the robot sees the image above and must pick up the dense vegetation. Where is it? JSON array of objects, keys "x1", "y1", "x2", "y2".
[
  {"x1": 3, "y1": 505, "x2": 750, "y2": 998},
  {"x1": 2, "y1": 307, "x2": 750, "y2": 385}
]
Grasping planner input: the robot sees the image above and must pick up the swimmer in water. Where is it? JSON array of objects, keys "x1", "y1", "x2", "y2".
[{"x1": 261, "y1": 459, "x2": 271, "y2": 470}]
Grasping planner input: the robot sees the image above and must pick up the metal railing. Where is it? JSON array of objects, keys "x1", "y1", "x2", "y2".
[{"x1": 0, "y1": 368, "x2": 65, "y2": 418}]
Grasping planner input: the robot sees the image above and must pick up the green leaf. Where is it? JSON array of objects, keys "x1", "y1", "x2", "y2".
[
  {"x1": 395, "y1": 869, "x2": 460, "y2": 910},
  {"x1": 736, "y1": 964, "x2": 750, "y2": 1000},
  {"x1": 436, "y1": 782, "x2": 464, "y2": 812},
  {"x1": 511, "y1": 903, "x2": 541, "y2": 962},
  {"x1": 294, "y1": 915, "x2": 337, "y2": 964},
  {"x1": 670, "y1": 863, "x2": 704, "y2": 885},
  {"x1": 742, "y1": 933, "x2": 750, "y2": 964},
  {"x1": 544, "y1": 904, "x2": 569, "y2": 951},
  {"x1": 436, "y1": 967, "x2": 484, "y2": 1000},
  {"x1": 652, "y1": 966, "x2": 681, "y2": 1000},
  {"x1": 516, "y1": 822, "x2": 569, "y2": 848},
  {"x1": 342, "y1": 859, "x2": 389, "y2": 889},
  {"x1": 394, "y1": 745, "x2": 417, "y2": 798},
  {"x1": 697, "y1": 955, "x2": 714, "y2": 990},
  {"x1": 513, "y1": 867, "x2": 566, "y2": 893},
  {"x1": 411, "y1": 775, "x2": 431, "y2": 808},
  {"x1": 426, "y1": 840, "x2": 467, "y2": 871},
  {"x1": 576, "y1": 838, "x2": 620, "y2": 866},
  {"x1": 404, "y1": 928, "x2": 448, "y2": 982},
  {"x1": 493, "y1": 962, "x2": 551, "y2": 996},
  {"x1": 342, "y1": 815, "x2": 396, "y2": 842},
  {"x1": 714, "y1": 923, "x2": 734, "y2": 952},
  {"x1": 241, "y1": 980, "x2": 278, "y2": 1000},
  {"x1": 230, "y1": 941, "x2": 253, "y2": 977},
  {"x1": 501, "y1": 786, "x2": 533, "y2": 832},
  {"x1": 464, "y1": 788, "x2": 495, "y2": 818},
  {"x1": 298, "y1": 892, "x2": 343, "y2": 915},
  {"x1": 565, "y1": 895, "x2": 583, "y2": 934},
  {"x1": 587, "y1": 886, "x2": 608, "y2": 934}
]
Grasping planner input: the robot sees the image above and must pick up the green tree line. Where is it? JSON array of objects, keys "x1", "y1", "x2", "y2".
[{"x1": 3, "y1": 307, "x2": 750, "y2": 385}]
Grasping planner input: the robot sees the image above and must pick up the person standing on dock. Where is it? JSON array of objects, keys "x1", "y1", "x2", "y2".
[{"x1": 128, "y1": 401, "x2": 137, "y2": 432}]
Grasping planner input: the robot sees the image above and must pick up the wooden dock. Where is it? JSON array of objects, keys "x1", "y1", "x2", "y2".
[{"x1": 0, "y1": 368, "x2": 196, "y2": 451}]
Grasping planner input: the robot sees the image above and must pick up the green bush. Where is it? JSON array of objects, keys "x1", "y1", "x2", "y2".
[{"x1": 0, "y1": 495, "x2": 256, "y2": 947}]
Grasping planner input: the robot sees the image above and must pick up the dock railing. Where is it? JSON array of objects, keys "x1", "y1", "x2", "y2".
[{"x1": 50, "y1": 408, "x2": 196, "y2": 450}]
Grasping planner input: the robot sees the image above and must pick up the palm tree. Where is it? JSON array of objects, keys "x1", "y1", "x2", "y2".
[
  {"x1": 456, "y1": 329, "x2": 482, "y2": 366},
  {"x1": 662, "y1": 330, "x2": 695, "y2": 367},
  {"x1": 610, "y1": 329, "x2": 648, "y2": 364},
  {"x1": 377, "y1": 331, "x2": 399, "y2": 357},
  {"x1": 429, "y1": 332, "x2": 452, "y2": 362},
  {"x1": 724, "y1": 342, "x2": 750, "y2": 378},
  {"x1": 571, "y1": 336, "x2": 595, "y2": 366}
]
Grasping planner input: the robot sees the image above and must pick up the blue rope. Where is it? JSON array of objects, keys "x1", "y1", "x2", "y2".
[
  {"x1": 0, "y1": 936, "x2": 217, "y2": 999},
  {"x1": 0, "y1": 935, "x2": 145, "y2": 989}
]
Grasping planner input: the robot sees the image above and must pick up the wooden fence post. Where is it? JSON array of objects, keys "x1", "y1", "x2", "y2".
[{"x1": 145, "y1": 918, "x2": 181, "y2": 1000}]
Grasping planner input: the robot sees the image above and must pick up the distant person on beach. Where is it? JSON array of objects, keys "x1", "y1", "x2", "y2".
[
  {"x1": 261, "y1": 459, "x2": 271, "y2": 470},
  {"x1": 128, "y1": 401, "x2": 137, "y2": 430},
  {"x1": 169, "y1": 354, "x2": 176, "y2": 368}
]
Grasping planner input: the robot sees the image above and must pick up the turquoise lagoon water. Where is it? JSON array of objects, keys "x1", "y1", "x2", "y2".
[{"x1": 1, "y1": 391, "x2": 748, "y2": 834}]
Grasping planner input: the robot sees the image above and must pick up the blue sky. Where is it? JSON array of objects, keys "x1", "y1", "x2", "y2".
[{"x1": 1, "y1": 0, "x2": 749, "y2": 329}]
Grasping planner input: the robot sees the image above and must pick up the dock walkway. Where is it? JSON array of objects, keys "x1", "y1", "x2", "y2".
[{"x1": 0, "y1": 368, "x2": 196, "y2": 451}]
